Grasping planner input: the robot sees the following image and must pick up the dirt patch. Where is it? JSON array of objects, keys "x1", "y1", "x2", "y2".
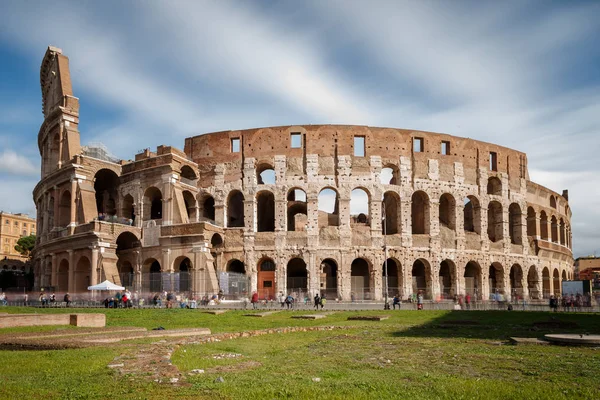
[
  {"x1": 533, "y1": 321, "x2": 578, "y2": 329},
  {"x1": 205, "y1": 360, "x2": 262, "y2": 374}
]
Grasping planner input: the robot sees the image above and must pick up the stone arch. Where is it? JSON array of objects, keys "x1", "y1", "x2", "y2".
[
  {"x1": 489, "y1": 262, "x2": 505, "y2": 296},
  {"x1": 144, "y1": 187, "x2": 163, "y2": 221},
  {"x1": 439, "y1": 259, "x2": 457, "y2": 299},
  {"x1": 550, "y1": 215, "x2": 558, "y2": 243},
  {"x1": 211, "y1": 233, "x2": 224, "y2": 248},
  {"x1": 553, "y1": 268, "x2": 560, "y2": 295},
  {"x1": 526, "y1": 207, "x2": 537, "y2": 237},
  {"x1": 287, "y1": 188, "x2": 307, "y2": 231},
  {"x1": 182, "y1": 190, "x2": 197, "y2": 222},
  {"x1": 463, "y1": 195, "x2": 481, "y2": 234},
  {"x1": 256, "y1": 190, "x2": 275, "y2": 232},
  {"x1": 173, "y1": 256, "x2": 192, "y2": 292},
  {"x1": 58, "y1": 190, "x2": 71, "y2": 227},
  {"x1": 118, "y1": 260, "x2": 134, "y2": 288},
  {"x1": 561, "y1": 269, "x2": 567, "y2": 282},
  {"x1": 121, "y1": 194, "x2": 135, "y2": 223},
  {"x1": 318, "y1": 188, "x2": 339, "y2": 227},
  {"x1": 94, "y1": 169, "x2": 119, "y2": 217},
  {"x1": 540, "y1": 211, "x2": 549, "y2": 240},
  {"x1": 351, "y1": 258, "x2": 372, "y2": 300},
  {"x1": 57, "y1": 258, "x2": 69, "y2": 292},
  {"x1": 180, "y1": 165, "x2": 197, "y2": 181},
  {"x1": 74, "y1": 256, "x2": 90, "y2": 293},
  {"x1": 287, "y1": 258, "x2": 307, "y2": 296},
  {"x1": 487, "y1": 201, "x2": 503, "y2": 242},
  {"x1": 487, "y1": 177, "x2": 502, "y2": 196},
  {"x1": 509, "y1": 203, "x2": 523, "y2": 245},
  {"x1": 559, "y1": 218, "x2": 566, "y2": 245},
  {"x1": 383, "y1": 258, "x2": 402, "y2": 297},
  {"x1": 439, "y1": 193, "x2": 456, "y2": 231},
  {"x1": 550, "y1": 195, "x2": 557, "y2": 209},
  {"x1": 257, "y1": 258, "x2": 275, "y2": 299},
  {"x1": 464, "y1": 261, "x2": 483, "y2": 299},
  {"x1": 542, "y1": 267, "x2": 551, "y2": 298},
  {"x1": 527, "y1": 266, "x2": 540, "y2": 299},
  {"x1": 48, "y1": 196, "x2": 55, "y2": 229},
  {"x1": 199, "y1": 194, "x2": 215, "y2": 221},
  {"x1": 256, "y1": 162, "x2": 275, "y2": 185},
  {"x1": 350, "y1": 188, "x2": 370, "y2": 226},
  {"x1": 143, "y1": 258, "x2": 162, "y2": 293},
  {"x1": 382, "y1": 191, "x2": 400, "y2": 235},
  {"x1": 509, "y1": 264, "x2": 523, "y2": 299},
  {"x1": 380, "y1": 164, "x2": 399, "y2": 185},
  {"x1": 320, "y1": 258, "x2": 338, "y2": 298},
  {"x1": 412, "y1": 259, "x2": 432, "y2": 299},
  {"x1": 411, "y1": 191, "x2": 430, "y2": 234},
  {"x1": 227, "y1": 190, "x2": 245, "y2": 228}
]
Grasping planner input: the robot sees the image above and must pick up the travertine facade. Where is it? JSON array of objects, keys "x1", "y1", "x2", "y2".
[{"x1": 32, "y1": 46, "x2": 574, "y2": 301}]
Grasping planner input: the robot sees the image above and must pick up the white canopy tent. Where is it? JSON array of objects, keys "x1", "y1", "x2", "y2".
[{"x1": 87, "y1": 280, "x2": 125, "y2": 291}]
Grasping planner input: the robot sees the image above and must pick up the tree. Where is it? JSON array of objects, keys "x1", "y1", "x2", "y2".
[{"x1": 14, "y1": 235, "x2": 36, "y2": 260}]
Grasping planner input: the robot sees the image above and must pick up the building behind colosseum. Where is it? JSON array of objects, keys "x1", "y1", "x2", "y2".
[{"x1": 32, "y1": 46, "x2": 574, "y2": 302}]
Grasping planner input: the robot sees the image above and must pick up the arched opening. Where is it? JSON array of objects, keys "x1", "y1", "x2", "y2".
[
  {"x1": 287, "y1": 188, "x2": 307, "y2": 231},
  {"x1": 509, "y1": 264, "x2": 523, "y2": 299},
  {"x1": 321, "y1": 258, "x2": 338, "y2": 298},
  {"x1": 58, "y1": 190, "x2": 71, "y2": 227},
  {"x1": 117, "y1": 231, "x2": 138, "y2": 252},
  {"x1": 383, "y1": 258, "x2": 401, "y2": 298},
  {"x1": 487, "y1": 201, "x2": 503, "y2": 242},
  {"x1": 144, "y1": 259, "x2": 162, "y2": 293},
  {"x1": 489, "y1": 263, "x2": 505, "y2": 297},
  {"x1": 318, "y1": 188, "x2": 339, "y2": 227},
  {"x1": 351, "y1": 188, "x2": 370, "y2": 226},
  {"x1": 116, "y1": 231, "x2": 138, "y2": 287},
  {"x1": 144, "y1": 187, "x2": 163, "y2": 221},
  {"x1": 542, "y1": 267, "x2": 551, "y2": 298},
  {"x1": 118, "y1": 260, "x2": 133, "y2": 288},
  {"x1": 550, "y1": 196, "x2": 557, "y2": 209},
  {"x1": 527, "y1": 266, "x2": 540, "y2": 299},
  {"x1": 412, "y1": 259, "x2": 431, "y2": 299},
  {"x1": 121, "y1": 194, "x2": 135, "y2": 224},
  {"x1": 464, "y1": 196, "x2": 481, "y2": 234},
  {"x1": 227, "y1": 259, "x2": 245, "y2": 274},
  {"x1": 58, "y1": 259, "x2": 69, "y2": 292},
  {"x1": 224, "y1": 259, "x2": 247, "y2": 298},
  {"x1": 526, "y1": 207, "x2": 536, "y2": 237},
  {"x1": 257, "y1": 258, "x2": 274, "y2": 300},
  {"x1": 553, "y1": 269, "x2": 560, "y2": 295},
  {"x1": 256, "y1": 191, "x2": 275, "y2": 232},
  {"x1": 287, "y1": 258, "x2": 307, "y2": 297},
  {"x1": 175, "y1": 257, "x2": 192, "y2": 292},
  {"x1": 487, "y1": 177, "x2": 502, "y2": 196},
  {"x1": 183, "y1": 191, "x2": 197, "y2": 222},
  {"x1": 439, "y1": 260, "x2": 456, "y2": 299},
  {"x1": 439, "y1": 193, "x2": 456, "y2": 231},
  {"x1": 540, "y1": 211, "x2": 549, "y2": 240},
  {"x1": 201, "y1": 195, "x2": 215, "y2": 221},
  {"x1": 464, "y1": 261, "x2": 482, "y2": 299},
  {"x1": 562, "y1": 270, "x2": 567, "y2": 282},
  {"x1": 351, "y1": 258, "x2": 371, "y2": 300},
  {"x1": 94, "y1": 169, "x2": 119, "y2": 218},
  {"x1": 210, "y1": 233, "x2": 223, "y2": 248},
  {"x1": 227, "y1": 190, "x2": 245, "y2": 228},
  {"x1": 550, "y1": 216, "x2": 558, "y2": 243},
  {"x1": 47, "y1": 196, "x2": 55, "y2": 230},
  {"x1": 559, "y1": 218, "x2": 565, "y2": 245},
  {"x1": 380, "y1": 165, "x2": 399, "y2": 185},
  {"x1": 180, "y1": 165, "x2": 197, "y2": 181},
  {"x1": 382, "y1": 191, "x2": 400, "y2": 235},
  {"x1": 74, "y1": 256, "x2": 90, "y2": 293},
  {"x1": 411, "y1": 191, "x2": 430, "y2": 234},
  {"x1": 509, "y1": 203, "x2": 522, "y2": 245},
  {"x1": 257, "y1": 163, "x2": 275, "y2": 185}
]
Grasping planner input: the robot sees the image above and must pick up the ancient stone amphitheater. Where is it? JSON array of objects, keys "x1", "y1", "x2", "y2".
[{"x1": 32, "y1": 46, "x2": 574, "y2": 302}]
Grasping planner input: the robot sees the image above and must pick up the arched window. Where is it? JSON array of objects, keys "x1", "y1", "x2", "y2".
[
  {"x1": 382, "y1": 191, "x2": 400, "y2": 235},
  {"x1": 227, "y1": 190, "x2": 245, "y2": 227},
  {"x1": 200, "y1": 195, "x2": 215, "y2": 221},
  {"x1": 350, "y1": 188, "x2": 370, "y2": 226},
  {"x1": 183, "y1": 190, "x2": 196, "y2": 222},
  {"x1": 318, "y1": 188, "x2": 339, "y2": 227},
  {"x1": 94, "y1": 169, "x2": 119, "y2": 217},
  {"x1": 144, "y1": 187, "x2": 163, "y2": 221},
  {"x1": 463, "y1": 196, "x2": 481, "y2": 234},
  {"x1": 411, "y1": 191, "x2": 430, "y2": 234},
  {"x1": 526, "y1": 207, "x2": 536, "y2": 237},
  {"x1": 256, "y1": 191, "x2": 275, "y2": 232},
  {"x1": 439, "y1": 193, "x2": 456, "y2": 231},
  {"x1": 487, "y1": 201, "x2": 503, "y2": 242},
  {"x1": 380, "y1": 165, "x2": 399, "y2": 185},
  {"x1": 487, "y1": 177, "x2": 502, "y2": 196},
  {"x1": 287, "y1": 188, "x2": 307, "y2": 231},
  {"x1": 550, "y1": 216, "x2": 558, "y2": 243},
  {"x1": 257, "y1": 163, "x2": 275, "y2": 185},
  {"x1": 508, "y1": 203, "x2": 522, "y2": 245},
  {"x1": 540, "y1": 211, "x2": 549, "y2": 240}
]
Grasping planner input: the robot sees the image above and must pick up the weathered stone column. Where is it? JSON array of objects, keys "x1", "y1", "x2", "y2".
[
  {"x1": 67, "y1": 250, "x2": 74, "y2": 293},
  {"x1": 51, "y1": 253, "x2": 58, "y2": 287},
  {"x1": 69, "y1": 178, "x2": 77, "y2": 233}
]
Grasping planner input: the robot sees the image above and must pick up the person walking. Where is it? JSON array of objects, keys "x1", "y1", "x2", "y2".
[
  {"x1": 417, "y1": 291, "x2": 424, "y2": 310},
  {"x1": 278, "y1": 292, "x2": 286, "y2": 308},
  {"x1": 320, "y1": 294, "x2": 326, "y2": 309},
  {"x1": 251, "y1": 292, "x2": 259, "y2": 309},
  {"x1": 314, "y1": 293, "x2": 321, "y2": 310}
]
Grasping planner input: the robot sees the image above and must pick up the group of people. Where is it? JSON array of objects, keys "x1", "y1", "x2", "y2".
[
  {"x1": 549, "y1": 293, "x2": 592, "y2": 312},
  {"x1": 104, "y1": 289, "x2": 136, "y2": 308},
  {"x1": 38, "y1": 291, "x2": 71, "y2": 306}
]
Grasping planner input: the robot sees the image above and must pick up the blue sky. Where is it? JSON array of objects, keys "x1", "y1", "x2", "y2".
[{"x1": 0, "y1": 0, "x2": 598, "y2": 257}]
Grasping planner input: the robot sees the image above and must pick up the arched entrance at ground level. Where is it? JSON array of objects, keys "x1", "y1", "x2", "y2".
[
  {"x1": 351, "y1": 258, "x2": 372, "y2": 300},
  {"x1": 464, "y1": 261, "x2": 482, "y2": 300},
  {"x1": 527, "y1": 266, "x2": 540, "y2": 299},
  {"x1": 412, "y1": 259, "x2": 432, "y2": 299},
  {"x1": 489, "y1": 263, "x2": 505, "y2": 298},
  {"x1": 224, "y1": 259, "x2": 248, "y2": 299},
  {"x1": 509, "y1": 264, "x2": 523, "y2": 299},
  {"x1": 256, "y1": 259, "x2": 274, "y2": 299},
  {"x1": 542, "y1": 267, "x2": 551, "y2": 298},
  {"x1": 287, "y1": 258, "x2": 307, "y2": 298},
  {"x1": 143, "y1": 259, "x2": 162, "y2": 293},
  {"x1": 553, "y1": 269, "x2": 560, "y2": 295},
  {"x1": 57, "y1": 259, "x2": 69, "y2": 293},
  {"x1": 439, "y1": 260, "x2": 457, "y2": 299},
  {"x1": 174, "y1": 257, "x2": 192, "y2": 293},
  {"x1": 383, "y1": 258, "x2": 401, "y2": 298},
  {"x1": 118, "y1": 260, "x2": 134, "y2": 288},
  {"x1": 74, "y1": 256, "x2": 90, "y2": 293},
  {"x1": 116, "y1": 232, "x2": 139, "y2": 286},
  {"x1": 320, "y1": 259, "x2": 338, "y2": 298}
]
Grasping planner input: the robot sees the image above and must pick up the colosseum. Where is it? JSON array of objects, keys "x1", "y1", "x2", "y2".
[{"x1": 32, "y1": 46, "x2": 574, "y2": 302}]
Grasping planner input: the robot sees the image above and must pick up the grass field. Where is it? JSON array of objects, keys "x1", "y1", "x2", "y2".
[{"x1": 1, "y1": 308, "x2": 599, "y2": 399}]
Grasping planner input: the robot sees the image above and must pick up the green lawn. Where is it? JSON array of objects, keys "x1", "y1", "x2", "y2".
[{"x1": 1, "y1": 308, "x2": 599, "y2": 399}]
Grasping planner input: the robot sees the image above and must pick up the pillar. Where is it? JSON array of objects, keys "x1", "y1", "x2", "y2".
[{"x1": 67, "y1": 250, "x2": 74, "y2": 293}]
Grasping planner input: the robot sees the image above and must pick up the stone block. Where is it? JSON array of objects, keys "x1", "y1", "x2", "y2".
[{"x1": 69, "y1": 313, "x2": 106, "y2": 327}]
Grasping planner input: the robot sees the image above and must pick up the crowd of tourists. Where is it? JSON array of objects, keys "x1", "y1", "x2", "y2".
[{"x1": 549, "y1": 293, "x2": 592, "y2": 312}]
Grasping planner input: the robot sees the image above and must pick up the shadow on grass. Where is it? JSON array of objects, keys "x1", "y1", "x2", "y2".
[{"x1": 392, "y1": 310, "x2": 600, "y2": 340}]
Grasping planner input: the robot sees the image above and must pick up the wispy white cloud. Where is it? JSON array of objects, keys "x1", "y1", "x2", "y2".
[{"x1": 0, "y1": 150, "x2": 38, "y2": 176}]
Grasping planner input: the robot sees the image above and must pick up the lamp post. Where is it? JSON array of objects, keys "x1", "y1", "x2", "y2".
[{"x1": 382, "y1": 199, "x2": 390, "y2": 310}]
